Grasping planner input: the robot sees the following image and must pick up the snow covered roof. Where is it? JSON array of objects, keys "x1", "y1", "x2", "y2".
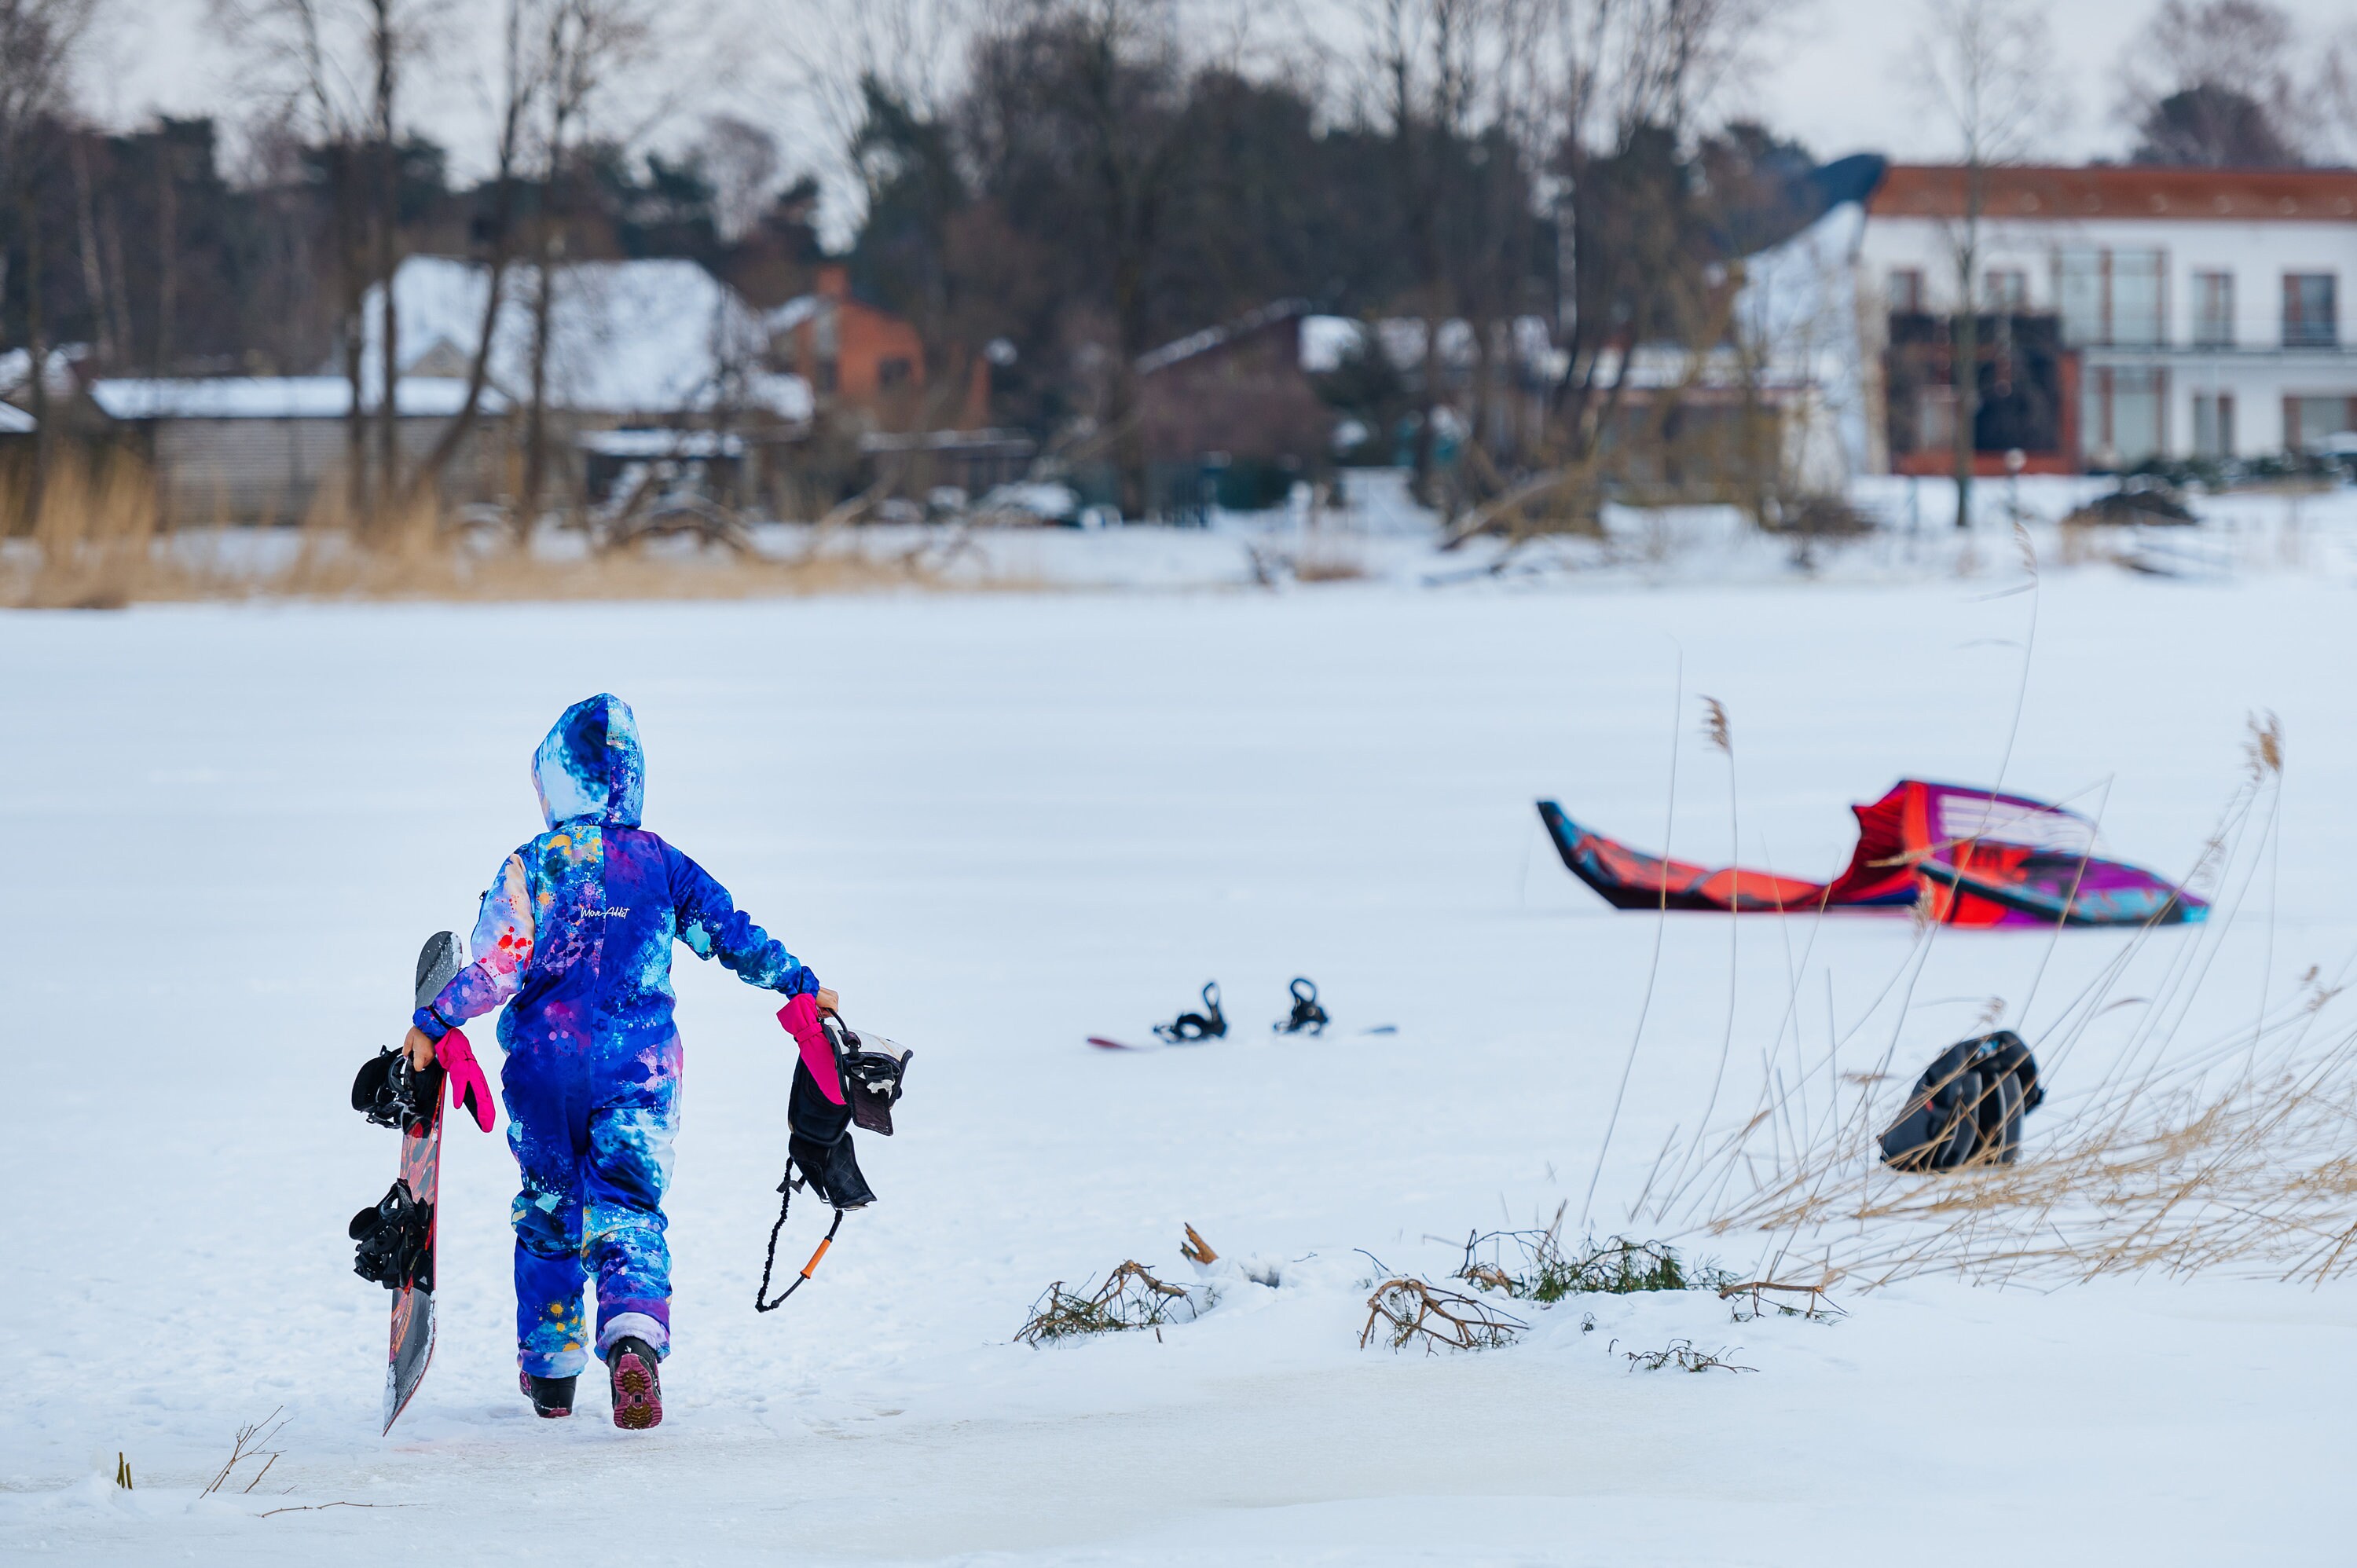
[
  {"x1": 576, "y1": 428, "x2": 745, "y2": 459},
  {"x1": 364, "y1": 257, "x2": 808, "y2": 422},
  {"x1": 0, "y1": 344, "x2": 87, "y2": 401},
  {"x1": 765, "y1": 295, "x2": 826, "y2": 333},
  {"x1": 1138, "y1": 299, "x2": 1312, "y2": 375},
  {"x1": 89, "y1": 376, "x2": 508, "y2": 421},
  {"x1": 1299, "y1": 314, "x2": 1567, "y2": 380}
]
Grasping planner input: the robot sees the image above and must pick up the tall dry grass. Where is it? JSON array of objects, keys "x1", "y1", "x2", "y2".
[
  {"x1": 2, "y1": 450, "x2": 968, "y2": 608},
  {"x1": 1620, "y1": 716, "x2": 2357, "y2": 1289}
]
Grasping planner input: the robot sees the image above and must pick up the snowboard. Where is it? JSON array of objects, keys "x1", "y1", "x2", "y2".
[
  {"x1": 1087, "y1": 1025, "x2": 1398, "y2": 1051},
  {"x1": 382, "y1": 931, "x2": 464, "y2": 1433}
]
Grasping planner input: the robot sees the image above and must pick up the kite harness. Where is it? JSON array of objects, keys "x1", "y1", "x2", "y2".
[
  {"x1": 1878, "y1": 1030, "x2": 2044, "y2": 1172},
  {"x1": 1274, "y1": 976, "x2": 1329, "y2": 1036},
  {"x1": 1153, "y1": 982, "x2": 1227, "y2": 1044},
  {"x1": 756, "y1": 1012, "x2": 912, "y2": 1313}
]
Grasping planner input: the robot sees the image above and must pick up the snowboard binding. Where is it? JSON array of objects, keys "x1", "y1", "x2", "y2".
[
  {"x1": 350, "y1": 1178, "x2": 434, "y2": 1291},
  {"x1": 757, "y1": 1009, "x2": 914, "y2": 1313},
  {"x1": 1153, "y1": 982, "x2": 1226, "y2": 1045},
  {"x1": 824, "y1": 1013, "x2": 914, "y2": 1136},
  {"x1": 1274, "y1": 976, "x2": 1329, "y2": 1037},
  {"x1": 351, "y1": 1046, "x2": 442, "y2": 1134}
]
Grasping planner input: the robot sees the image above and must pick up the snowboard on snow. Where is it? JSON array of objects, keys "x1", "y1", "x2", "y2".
[{"x1": 348, "y1": 930, "x2": 465, "y2": 1434}]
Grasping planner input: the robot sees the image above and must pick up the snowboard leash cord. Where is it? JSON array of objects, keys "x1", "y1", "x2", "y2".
[{"x1": 754, "y1": 1173, "x2": 845, "y2": 1313}]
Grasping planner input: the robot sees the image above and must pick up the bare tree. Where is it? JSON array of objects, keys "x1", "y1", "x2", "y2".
[
  {"x1": 215, "y1": 0, "x2": 441, "y2": 521},
  {"x1": 517, "y1": 0, "x2": 652, "y2": 526},
  {"x1": 404, "y1": 0, "x2": 544, "y2": 509},
  {"x1": 1471, "y1": 0, "x2": 1769, "y2": 533},
  {"x1": 2322, "y1": 23, "x2": 2357, "y2": 167},
  {"x1": 1910, "y1": 0, "x2": 2051, "y2": 529},
  {"x1": 959, "y1": 0, "x2": 1189, "y2": 517},
  {"x1": 2116, "y1": 0, "x2": 2305, "y2": 165},
  {"x1": 0, "y1": 0, "x2": 98, "y2": 517},
  {"x1": 1361, "y1": 0, "x2": 1483, "y2": 510},
  {"x1": 699, "y1": 114, "x2": 780, "y2": 243}
]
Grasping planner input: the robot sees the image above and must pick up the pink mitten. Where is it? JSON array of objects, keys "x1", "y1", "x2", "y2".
[
  {"x1": 778, "y1": 994, "x2": 844, "y2": 1105},
  {"x1": 437, "y1": 1028, "x2": 497, "y2": 1133}
]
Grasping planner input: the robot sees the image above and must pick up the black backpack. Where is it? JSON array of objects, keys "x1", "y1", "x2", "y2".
[{"x1": 1878, "y1": 1030, "x2": 2044, "y2": 1172}]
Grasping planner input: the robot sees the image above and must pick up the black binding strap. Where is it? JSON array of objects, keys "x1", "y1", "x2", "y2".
[
  {"x1": 1154, "y1": 981, "x2": 1226, "y2": 1044},
  {"x1": 1275, "y1": 976, "x2": 1329, "y2": 1036}
]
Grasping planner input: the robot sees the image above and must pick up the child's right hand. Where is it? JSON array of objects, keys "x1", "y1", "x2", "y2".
[{"x1": 404, "y1": 1026, "x2": 436, "y2": 1072}]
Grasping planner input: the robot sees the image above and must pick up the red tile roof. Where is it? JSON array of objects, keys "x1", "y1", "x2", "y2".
[{"x1": 1868, "y1": 164, "x2": 2357, "y2": 222}]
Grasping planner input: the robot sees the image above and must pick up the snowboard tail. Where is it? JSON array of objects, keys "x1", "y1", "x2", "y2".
[
  {"x1": 368, "y1": 931, "x2": 464, "y2": 1434},
  {"x1": 382, "y1": 1108, "x2": 441, "y2": 1433}
]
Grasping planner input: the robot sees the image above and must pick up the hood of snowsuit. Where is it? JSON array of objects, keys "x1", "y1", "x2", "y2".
[{"x1": 533, "y1": 693, "x2": 645, "y2": 828}]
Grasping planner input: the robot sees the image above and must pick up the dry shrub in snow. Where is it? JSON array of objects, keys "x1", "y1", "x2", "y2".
[
  {"x1": 1457, "y1": 1213, "x2": 1732, "y2": 1302},
  {"x1": 1016, "y1": 1262, "x2": 1199, "y2": 1345},
  {"x1": 1617, "y1": 1338, "x2": 1754, "y2": 1373}
]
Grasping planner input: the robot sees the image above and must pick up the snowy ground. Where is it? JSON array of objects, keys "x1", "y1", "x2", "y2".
[{"x1": 7, "y1": 559, "x2": 2357, "y2": 1564}]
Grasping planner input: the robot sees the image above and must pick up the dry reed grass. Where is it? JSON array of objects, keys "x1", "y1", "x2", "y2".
[
  {"x1": 1630, "y1": 717, "x2": 2357, "y2": 1290},
  {"x1": 1291, "y1": 544, "x2": 1369, "y2": 583},
  {"x1": 2, "y1": 451, "x2": 984, "y2": 608}
]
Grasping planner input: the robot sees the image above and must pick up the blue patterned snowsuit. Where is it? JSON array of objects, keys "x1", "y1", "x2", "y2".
[{"x1": 411, "y1": 694, "x2": 818, "y2": 1377}]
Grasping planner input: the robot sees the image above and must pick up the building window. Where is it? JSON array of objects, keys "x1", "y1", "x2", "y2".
[
  {"x1": 2284, "y1": 274, "x2": 2339, "y2": 349},
  {"x1": 1915, "y1": 384, "x2": 1956, "y2": 451},
  {"x1": 2058, "y1": 248, "x2": 2166, "y2": 346},
  {"x1": 878, "y1": 357, "x2": 913, "y2": 390},
  {"x1": 2192, "y1": 392, "x2": 2235, "y2": 458},
  {"x1": 1985, "y1": 269, "x2": 2028, "y2": 312},
  {"x1": 1888, "y1": 269, "x2": 1925, "y2": 313},
  {"x1": 2084, "y1": 366, "x2": 2168, "y2": 469},
  {"x1": 2193, "y1": 271, "x2": 2234, "y2": 347},
  {"x1": 2284, "y1": 395, "x2": 2357, "y2": 451}
]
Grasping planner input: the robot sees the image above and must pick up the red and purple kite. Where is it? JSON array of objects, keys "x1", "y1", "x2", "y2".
[{"x1": 1538, "y1": 781, "x2": 2205, "y2": 928}]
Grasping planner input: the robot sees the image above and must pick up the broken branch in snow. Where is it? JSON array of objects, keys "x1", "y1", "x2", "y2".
[
  {"x1": 201, "y1": 1408, "x2": 289, "y2": 1497},
  {"x1": 1360, "y1": 1277, "x2": 1527, "y2": 1353}
]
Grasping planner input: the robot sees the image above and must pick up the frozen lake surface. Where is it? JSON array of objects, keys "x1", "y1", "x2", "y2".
[{"x1": 5, "y1": 566, "x2": 2355, "y2": 1563}]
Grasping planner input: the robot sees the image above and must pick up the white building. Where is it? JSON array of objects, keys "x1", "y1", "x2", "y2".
[
  {"x1": 360, "y1": 257, "x2": 812, "y2": 427},
  {"x1": 1858, "y1": 164, "x2": 2357, "y2": 471},
  {"x1": 86, "y1": 376, "x2": 508, "y2": 522}
]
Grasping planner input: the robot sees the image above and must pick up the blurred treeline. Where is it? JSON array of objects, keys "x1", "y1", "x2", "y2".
[{"x1": 3, "y1": 0, "x2": 1828, "y2": 524}]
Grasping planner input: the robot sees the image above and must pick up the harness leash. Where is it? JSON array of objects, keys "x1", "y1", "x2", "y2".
[{"x1": 753, "y1": 1173, "x2": 845, "y2": 1313}]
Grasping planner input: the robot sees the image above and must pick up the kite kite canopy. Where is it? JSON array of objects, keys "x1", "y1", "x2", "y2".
[{"x1": 1537, "y1": 780, "x2": 2206, "y2": 928}]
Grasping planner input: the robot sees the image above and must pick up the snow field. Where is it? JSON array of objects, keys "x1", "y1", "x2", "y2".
[{"x1": 5, "y1": 571, "x2": 2356, "y2": 1563}]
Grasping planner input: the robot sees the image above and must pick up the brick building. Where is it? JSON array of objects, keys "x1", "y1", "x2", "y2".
[{"x1": 764, "y1": 266, "x2": 988, "y2": 432}]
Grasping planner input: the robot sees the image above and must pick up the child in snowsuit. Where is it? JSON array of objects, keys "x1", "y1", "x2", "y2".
[{"x1": 401, "y1": 693, "x2": 833, "y2": 1429}]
